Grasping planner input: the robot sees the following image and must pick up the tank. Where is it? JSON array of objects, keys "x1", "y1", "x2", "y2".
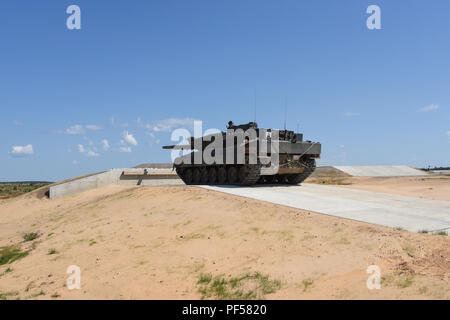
[{"x1": 162, "y1": 121, "x2": 321, "y2": 185}]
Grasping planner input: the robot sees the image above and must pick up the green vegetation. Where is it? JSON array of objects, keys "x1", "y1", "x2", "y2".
[
  {"x1": 395, "y1": 276, "x2": 414, "y2": 288},
  {"x1": 29, "y1": 290, "x2": 45, "y2": 298},
  {"x1": 434, "y1": 231, "x2": 448, "y2": 236},
  {"x1": 307, "y1": 177, "x2": 351, "y2": 185},
  {"x1": 23, "y1": 232, "x2": 40, "y2": 242},
  {"x1": 382, "y1": 273, "x2": 414, "y2": 289},
  {"x1": 0, "y1": 245, "x2": 29, "y2": 265},
  {"x1": 402, "y1": 246, "x2": 416, "y2": 257},
  {"x1": 0, "y1": 291, "x2": 19, "y2": 300},
  {"x1": 302, "y1": 279, "x2": 314, "y2": 292},
  {"x1": 0, "y1": 182, "x2": 50, "y2": 199},
  {"x1": 0, "y1": 267, "x2": 13, "y2": 277},
  {"x1": 197, "y1": 272, "x2": 281, "y2": 300},
  {"x1": 419, "y1": 286, "x2": 428, "y2": 294},
  {"x1": 418, "y1": 230, "x2": 428, "y2": 234},
  {"x1": 47, "y1": 248, "x2": 58, "y2": 255}
]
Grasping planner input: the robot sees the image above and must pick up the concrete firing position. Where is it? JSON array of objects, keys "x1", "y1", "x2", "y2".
[
  {"x1": 332, "y1": 165, "x2": 426, "y2": 177},
  {"x1": 200, "y1": 183, "x2": 450, "y2": 232}
]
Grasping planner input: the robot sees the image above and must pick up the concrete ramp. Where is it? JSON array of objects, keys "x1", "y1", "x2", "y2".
[
  {"x1": 201, "y1": 184, "x2": 450, "y2": 232},
  {"x1": 333, "y1": 165, "x2": 426, "y2": 177}
]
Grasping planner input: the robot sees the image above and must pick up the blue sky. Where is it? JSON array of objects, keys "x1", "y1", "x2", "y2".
[{"x1": 1, "y1": 0, "x2": 449, "y2": 181}]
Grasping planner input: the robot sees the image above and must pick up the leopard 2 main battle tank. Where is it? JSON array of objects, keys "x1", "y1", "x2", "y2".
[{"x1": 162, "y1": 121, "x2": 321, "y2": 186}]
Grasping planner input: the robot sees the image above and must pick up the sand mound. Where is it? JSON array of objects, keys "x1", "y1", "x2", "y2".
[{"x1": 0, "y1": 185, "x2": 449, "y2": 299}]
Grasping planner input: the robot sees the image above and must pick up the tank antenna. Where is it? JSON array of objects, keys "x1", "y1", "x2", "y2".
[{"x1": 254, "y1": 91, "x2": 257, "y2": 123}]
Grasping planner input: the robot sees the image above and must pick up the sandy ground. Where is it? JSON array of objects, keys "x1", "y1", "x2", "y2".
[
  {"x1": 324, "y1": 175, "x2": 450, "y2": 202},
  {"x1": 0, "y1": 185, "x2": 449, "y2": 300}
]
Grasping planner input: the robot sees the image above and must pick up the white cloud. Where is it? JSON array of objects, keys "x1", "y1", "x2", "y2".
[
  {"x1": 118, "y1": 146, "x2": 131, "y2": 153},
  {"x1": 447, "y1": 130, "x2": 450, "y2": 137},
  {"x1": 72, "y1": 160, "x2": 79, "y2": 165},
  {"x1": 344, "y1": 112, "x2": 360, "y2": 117},
  {"x1": 77, "y1": 144, "x2": 99, "y2": 157},
  {"x1": 141, "y1": 117, "x2": 198, "y2": 132},
  {"x1": 86, "y1": 150, "x2": 99, "y2": 157},
  {"x1": 58, "y1": 124, "x2": 85, "y2": 135},
  {"x1": 13, "y1": 120, "x2": 23, "y2": 126},
  {"x1": 86, "y1": 125, "x2": 103, "y2": 131},
  {"x1": 77, "y1": 144, "x2": 87, "y2": 153},
  {"x1": 419, "y1": 104, "x2": 439, "y2": 112},
  {"x1": 110, "y1": 116, "x2": 129, "y2": 128},
  {"x1": 9, "y1": 144, "x2": 34, "y2": 157},
  {"x1": 101, "y1": 139, "x2": 110, "y2": 151},
  {"x1": 121, "y1": 131, "x2": 137, "y2": 146},
  {"x1": 57, "y1": 124, "x2": 102, "y2": 134}
]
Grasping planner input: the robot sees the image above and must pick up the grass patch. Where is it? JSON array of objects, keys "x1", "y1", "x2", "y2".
[
  {"x1": 0, "y1": 291, "x2": 19, "y2": 300},
  {"x1": 186, "y1": 196, "x2": 202, "y2": 201},
  {"x1": 51, "y1": 292, "x2": 61, "y2": 298},
  {"x1": 337, "y1": 237, "x2": 351, "y2": 245},
  {"x1": 0, "y1": 245, "x2": 29, "y2": 265},
  {"x1": 29, "y1": 290, "x2": 45, "y2": 298},
  {"x1": 395, "y1": 276, "x2": 414, "y2": 288},
  {"x1": 402, "y1": 246, "x2": 416, "y2": 257},
  {"x1": 418, "y1": 230, "x2": 428, "y2": 234},
  {"x1": 198, "y1": 273, "x2": 213, "y2": 284},
  {"x1": 197, "y1": 272, "x2": 281, "y2": 300},
  {"x1": 308, "y1": 178, "x2": 351, "y2": 185},
  {"x1": 0, "y1": 182, "x2": 50, "y2": 200},
  {"x1": 47, "y1": 248, "x2": 58, "y2": 255},
  {"x1": 419, "y1": 286, "x2": 428, "y2": 294},
  {"x1": 179, "y1": 233, "x2": 205, "y2": 241},
  {"x1": 302, "y1": 279, "x2": 314, "y2": 292},
  {"x1": 434, "y1": 231, "x2": 448, "y2": 236},
  {"x1": 0, "y1": 267, "x2": 13, "y2": 277},
  {"x1": 23, "y1": 232, "x2": 39, "y2": 242}
]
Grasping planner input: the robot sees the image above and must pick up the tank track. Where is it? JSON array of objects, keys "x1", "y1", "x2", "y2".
[
  {"x1": 176, "y1": 164, "x2": 262, "y2": 186},
  {"x1": 240, "y1": 164, "x2": 262, "y2": 186},
  {"x1": 285, "y1": 158, "x2": 316, "y2": 184}
]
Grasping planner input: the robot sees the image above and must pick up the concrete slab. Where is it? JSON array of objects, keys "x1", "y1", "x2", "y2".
[
  {"x1": 200, "y1": 184, "x2": 450, "y2": 232},
  {"x1": 333, "y1": 165, "x2": 426, "y2": 177}
]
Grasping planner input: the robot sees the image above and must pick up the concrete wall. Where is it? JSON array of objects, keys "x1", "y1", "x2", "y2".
[{"x1": 49, "y1": 168, "x2": 183, "y2": 199}]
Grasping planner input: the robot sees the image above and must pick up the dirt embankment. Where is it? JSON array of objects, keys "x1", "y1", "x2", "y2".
[
  {"x1": 0, "y1": 185, "x2": 449, "y2": 300},
  {"x1": 307, "y1": 175, "x2": 450, "y2": 202}
]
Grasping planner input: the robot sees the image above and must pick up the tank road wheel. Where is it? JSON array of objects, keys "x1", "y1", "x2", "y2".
[
  {"x1": 238, "y1": 166, "x2": 247, "y2": 183},
  {"x1": 217, "y1": 167, "x2": 227, "y2": 184},
  {"x1": 192, "y1": 168, "x2": 201, "y2": 184},
  {"x1": 277, "y1": 175, "x2": 288, "y2": 184},
  {"x1": 287, "y1": 174, "x2": 303, "y2": 184},
  {"x1": 184, "y1": 169, "x2": 193, "y2": 185},
  {"x1": 227, "y1": 166, "x2": 238, "y2": 184},
  {"x1": 200, "y1": 168, "x2": 209, "y2": 184},
  {"x1": 208, "y1": 168, "x2": 217, "y2": 184},
  {"x1": 264, "y1": 175, "x2": 276, "y2": 184}
]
